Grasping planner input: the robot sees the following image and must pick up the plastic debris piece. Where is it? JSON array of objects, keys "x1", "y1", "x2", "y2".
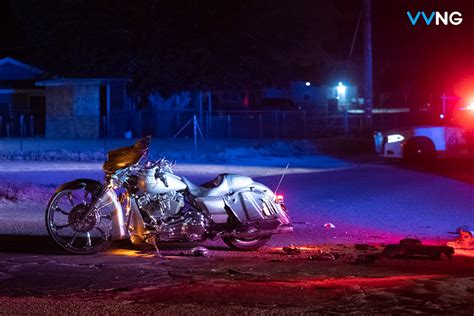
[
  {"x1": 227, "y1": 268, "x2": 242, "y2": 275},
  {"x1": 447, "y1": 229, "x2": 474, "y2": 249},
  {"x1": 282, "y1": 246, "x2": 301, "y2": 255},
  {"x1": 190, "y1": 246, "x2": 209, "y2": 257},
  {"x1": 323, "y1": 222, "x2": 336, "y2": 229},
  {"x1": 382, "y1": 241, "x2": 454, "y2": 260},
  {"x1": 309, "y1": 252, "x2": 336, "y2": 261}
]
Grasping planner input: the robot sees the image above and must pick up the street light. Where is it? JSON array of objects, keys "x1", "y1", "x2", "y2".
[{"x1": 336, "y1": 82, "x2": 347, "y2": 102}]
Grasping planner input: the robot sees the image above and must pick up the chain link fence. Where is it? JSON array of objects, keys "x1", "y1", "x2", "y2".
[
  {"x1": 107, "y1": 110, "x2": 433, "y2": 139},
  {"x1": 0, "y1": 114, "x2": 44, "y2": 138},
  {"x1": 0, "y1": 110, "x2": 435, "y2": 139}
]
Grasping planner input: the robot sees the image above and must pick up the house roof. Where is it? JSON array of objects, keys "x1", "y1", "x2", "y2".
[
  {"x1": 0, "y1": 57, "x2": 46, "y2": 80},
  {"x1": 36, "y1": 78, "x2": 130, "y2": 87}
]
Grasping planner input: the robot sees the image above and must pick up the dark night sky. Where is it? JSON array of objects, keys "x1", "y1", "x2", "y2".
[
  {"x1": 372, "y1": 0, "x2": 474, "y2": 97},
  {"x1": 1, "y1": 0, "x2": 474, "y2": 98}
]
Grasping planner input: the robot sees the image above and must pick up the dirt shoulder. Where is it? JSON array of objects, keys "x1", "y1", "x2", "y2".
[{"x1": 1, "y1": 241, "x2": 474, "y2": 314}]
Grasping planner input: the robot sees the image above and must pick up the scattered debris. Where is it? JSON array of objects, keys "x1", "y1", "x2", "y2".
[
  {"x1": 447, "y1": 227, "x2": 474, "y2": 249},
  {"x1": 227, "y1": 269, "x2": 268, "y2": 279},
  {"x1": 190, "y1": 246, "x2": 209, "y2": 257},
  {"x1": 382, "y1": 239, "x2": 454, "y2": 260},
  {"x1": 355, "y1": 254, "x2": 380, "y2": 264},
  {"x1": 323, "y1": 222, "x2": 336, "y2": 229},
  {"x1": 227, "y1": 268, "x2": 242, "y2": 275},
  {"x1": 282, "y1": 246, "x2": 301, "y2": 255},
  {"x1": 309, "y1": 252, "x2": 336, "y2": 261}
]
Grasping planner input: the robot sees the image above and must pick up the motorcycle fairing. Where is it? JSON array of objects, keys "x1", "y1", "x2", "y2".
[{"x1": 103, "y1": 136, "x2": 150, "y2": 174}]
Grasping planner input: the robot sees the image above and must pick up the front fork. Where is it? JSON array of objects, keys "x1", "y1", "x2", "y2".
[{"x1": 88, "y1": 186, "x2": 128, "y2": 240}]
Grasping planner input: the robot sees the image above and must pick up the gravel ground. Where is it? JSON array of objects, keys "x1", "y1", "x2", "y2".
[{"x1": 1, "y1": 242, "x2": 474, "y2": 314}]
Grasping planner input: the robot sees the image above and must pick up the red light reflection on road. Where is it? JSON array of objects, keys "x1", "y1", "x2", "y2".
[{"x1": 261, "y1": 274, "x2": 445, "y2": 289}]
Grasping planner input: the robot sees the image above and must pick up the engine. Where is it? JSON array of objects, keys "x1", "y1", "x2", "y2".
[
  {"x1": 136, "y1": 192, "x2": 208, "y2": 241},
  {"x1": 136, "y1": 191, "x2": 184, "y2": 220},
  {"x1": 158, "y1": 210, "x2": 208, "y2": 241},
  {"x1": 133, "y1": 160, "x2": 209, "y2": 241}
]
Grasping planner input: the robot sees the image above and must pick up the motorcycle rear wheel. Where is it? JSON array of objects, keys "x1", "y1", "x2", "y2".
[
  {"x1": 45, "y1": 188, "x2": 112, "y2": 254},
  {"x1": 222, "y1": 236, "x2": 271, "y2": 251}
]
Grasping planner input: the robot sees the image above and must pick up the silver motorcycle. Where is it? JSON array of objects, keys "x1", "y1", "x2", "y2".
[{"x1": 45, "y1": 136, "x2": 292, "y2": 254}]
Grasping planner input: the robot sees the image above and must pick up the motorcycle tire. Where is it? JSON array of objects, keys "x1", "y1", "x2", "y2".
[
  {"x1": 46, "y1": 188, "x2": 112, "y2": 255},
  {"x1": 222, "y1": 236, "x2": 271, "y2": 251}
]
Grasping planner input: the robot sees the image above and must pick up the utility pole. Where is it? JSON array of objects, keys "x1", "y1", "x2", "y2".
[{"x1": 363, "y1": 0, "x2": 373, "y2": 129}]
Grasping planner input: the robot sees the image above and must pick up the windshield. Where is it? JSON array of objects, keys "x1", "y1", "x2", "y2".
[{"x1": 102, "y1": 136, "x2": 151, "y2": 174}]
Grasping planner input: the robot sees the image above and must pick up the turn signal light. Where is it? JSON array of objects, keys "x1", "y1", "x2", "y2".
[{"x1": 275, "y1": 194, "x2": 284, "y2": 203}]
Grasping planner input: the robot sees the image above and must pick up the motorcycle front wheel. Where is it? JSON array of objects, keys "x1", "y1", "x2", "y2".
[
  {"x1": 222, "y1": 236, "x2": 271, "y2": 251},
  {"x1": 45, "y1": 188, "x2": 112, "y2": 254}
]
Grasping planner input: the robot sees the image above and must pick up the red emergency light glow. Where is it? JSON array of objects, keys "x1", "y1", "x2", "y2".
[
  {"x1": 464, "y1": 102, "x2": 474, "y2": 110},
  {"x1": 452, "y1": 100, "x2": 474, "y2": 129}
]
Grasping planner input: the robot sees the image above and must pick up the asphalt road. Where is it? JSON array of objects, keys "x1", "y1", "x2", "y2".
[
  {"x1": 1, "y1": 158, "x2": 474, "y2": 313},
  {"x1": 0, "y1": 158, "x2": 473, "y2": 245}
]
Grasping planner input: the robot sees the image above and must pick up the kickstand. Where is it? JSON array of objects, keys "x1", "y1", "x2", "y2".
[
  {"x1": 147, "y1": 235, "x2": 162, "y2": 258},
  {"x1": 153, "y1": 242, "x2": 162, "y2": 258}
]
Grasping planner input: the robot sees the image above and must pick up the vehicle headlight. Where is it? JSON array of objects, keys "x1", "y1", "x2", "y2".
[{"x1": 387, "y1": 134, "x2": 405, "y2": 143}]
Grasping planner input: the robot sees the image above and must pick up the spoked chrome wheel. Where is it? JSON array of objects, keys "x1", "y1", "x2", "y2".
[{"x1": 46, "y1": 187, "x2": 112, "y2": 254}]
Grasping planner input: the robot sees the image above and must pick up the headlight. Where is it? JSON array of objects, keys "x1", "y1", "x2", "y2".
[{"x1": 387, "y1": 134, "x2": 405, "y2": 143}]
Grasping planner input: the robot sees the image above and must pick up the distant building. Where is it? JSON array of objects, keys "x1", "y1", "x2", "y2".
[
  {"x1": 0, "y1": 57, "x2": 360, "y2": 139},
  {"x1": 0, "y1": 57, "x2": 47, "y2": 136},
  {"x1": 36, "y1": 78, "x2": 130, "y2": 138},
  {"x1": 208, "y1": 81, "x2": 359, "y2": 112},
  {"x1": 0, "y1": 57, "x2": 132, "y2": 138},
  {"x1": 261, "y1": 81, "x2": 359, "y2": 112}
]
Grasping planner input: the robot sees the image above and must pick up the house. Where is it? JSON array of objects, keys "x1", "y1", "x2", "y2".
[
  {"x1": 0, "y1": 57, "x2": 47, "y2": 136},
  {"x1": 36, "y1": 78, "x2": 130, "y2": 138},
  {"x1": 0, "y1": 57, "x2": 131, "y2": 138}
]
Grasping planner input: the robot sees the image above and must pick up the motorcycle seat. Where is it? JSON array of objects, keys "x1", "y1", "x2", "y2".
[{"x1": 182, "y1": 174, "x2": 254, "y2": 197}]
